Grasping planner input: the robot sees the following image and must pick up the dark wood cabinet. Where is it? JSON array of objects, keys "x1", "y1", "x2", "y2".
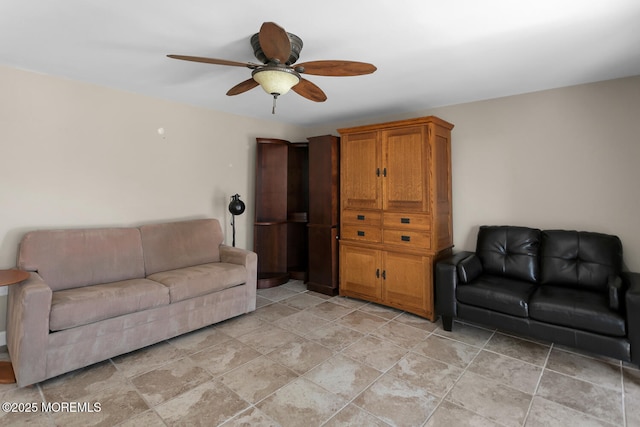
[
  {"x1": 307, "y1": 135, "x2": 340, "y2": 295},
  {"x1": 254, "y1": 135, "x2": 340, "y2": 294}
]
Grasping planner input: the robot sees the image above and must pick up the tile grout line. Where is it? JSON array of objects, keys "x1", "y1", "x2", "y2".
[
  {"x1": 521, "y1": 342, "x2": 554, "y2": 426},
  {"x1": 422, "y1": 325, "x2": 506, "y2": 427}
]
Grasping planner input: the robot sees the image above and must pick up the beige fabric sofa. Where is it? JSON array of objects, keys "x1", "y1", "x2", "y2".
[{"x1": 7, "y1": 218, "x2": 257, "y2": 387}]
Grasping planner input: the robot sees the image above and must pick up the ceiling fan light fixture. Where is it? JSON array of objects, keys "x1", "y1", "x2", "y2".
[{"x1": 252, "y1": 66, "x2": 300, "y2": 96}]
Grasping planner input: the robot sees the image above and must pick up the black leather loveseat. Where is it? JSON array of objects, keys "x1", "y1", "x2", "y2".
[{"x1": 435, "y1": 225, "x2": 640, "y2": 364}]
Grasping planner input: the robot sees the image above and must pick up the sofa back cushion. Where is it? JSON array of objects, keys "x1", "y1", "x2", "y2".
[
  {"x1": 140, "y1": 218, "x2": 224, "y2": 275},
  {"x1": 540, "y1": 230, "x2": 622, "y2": 291},
  {"x1": 18, "y1": 228, "x2": 145, "y2": 291},
  {"x1": 476, "y1": 226, "x2": 541, "y2": 283}
]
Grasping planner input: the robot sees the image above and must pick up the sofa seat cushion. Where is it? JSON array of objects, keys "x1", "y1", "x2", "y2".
[
  {"x1": 147, "y1": 262, "x2": 247, "y2": 303},
  {"x1": 50, "y1": 279, "x2": 170, "y2": 332},
  {"x1": 529, "y1": 286, "x2": 626, "y2": 336},
  {"x1": 456, "y1": 275, "x2": 538, "y2": 318}
]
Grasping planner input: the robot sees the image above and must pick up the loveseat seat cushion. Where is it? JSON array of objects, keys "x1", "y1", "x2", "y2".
[
  {"x1": 456, "y1": 275, "x2": 538, "y2": 318},
  {"x1": 140, "y1": 219, "x2": 224, "y2": 276},
  {"x1": 49, "y1": 279, "x2": 170, "y2": 331},
  {"x1": 476, "y1": 226, "x2": 541, "y2": 283},
  {"x1": 147, "y1": 262, "x2": 247, "y2": 303},
  {"x1": 540, "y1": 230, "x2": 622, "y2": 292},
  {"x1": 529, "y1": 285, "x2": 626, "y2": 336}
]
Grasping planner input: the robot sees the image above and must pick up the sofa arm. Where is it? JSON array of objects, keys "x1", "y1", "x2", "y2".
[
  {"x1": 6, "y1": 272, "x2": 52, "y2": 387},
  {"x1": 219, "y1": 245, "x2": 258, "y2": 312},
  {"x1": 624, "y1": 271, "x2": 640, "y2": 365},
  {"x1": 435, "y1": 251, "x2": 475, "y2": 330}
]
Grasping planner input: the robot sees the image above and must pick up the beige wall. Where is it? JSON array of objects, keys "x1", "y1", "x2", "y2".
[
  {"x1": 309, "y1": 75, "x2": 640, "y2": 273},
  {"x1": 0, "y1": 65, "x2": 307, "y2": 339},
  {"x1": 2, "y1": 64, "x2": 639, "y2": 342}
]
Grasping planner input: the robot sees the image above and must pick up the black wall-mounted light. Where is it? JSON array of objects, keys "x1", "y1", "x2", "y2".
[{"x1": 228, "y1": 194, "x2": 246, "y2": 247}]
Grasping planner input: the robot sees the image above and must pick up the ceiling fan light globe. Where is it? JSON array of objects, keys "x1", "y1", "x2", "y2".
[{"x1": 252, "y1": 68, "x2": 300, "y2": 96}]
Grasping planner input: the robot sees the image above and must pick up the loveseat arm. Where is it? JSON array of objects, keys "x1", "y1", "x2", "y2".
[
  {"x1": 219, "y1": 245, "x2": 258, "y2": 312},
  {"x1": 624, "y1": 271, "x2": 640, "y2": 365},
  {"x1": 6, "y1": 272, "x2": 52, "y2": 387},
  {"x1": 435, "y1": 251, "x2": 475, "y2": 331}
]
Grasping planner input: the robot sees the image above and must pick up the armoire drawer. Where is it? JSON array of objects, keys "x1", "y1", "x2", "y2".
[
  {"x1": 342, "y1": 224, "x2": 382, "y2": 243},
  {"x1": 383, "y1": 212, "x2": 431, "y2": 231},
  {"x1": 342, "y1": 209, "x2": 382, "y2": 226},
  {"x1": 383, "y1": 229, "x2": 431, "y2": 249}
]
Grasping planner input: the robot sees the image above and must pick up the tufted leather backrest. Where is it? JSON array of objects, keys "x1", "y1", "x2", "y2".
[
  {"x1": 540, "y1": 230, "x2": 622, "y2": 291},
  {"x1": 476, "y1": 226, "x2": 541, "y2": 283}
]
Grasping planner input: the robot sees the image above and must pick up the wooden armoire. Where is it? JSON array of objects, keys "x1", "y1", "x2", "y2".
[{"x1": 338, "y1": 116, "x2": 454, "y2": 320}]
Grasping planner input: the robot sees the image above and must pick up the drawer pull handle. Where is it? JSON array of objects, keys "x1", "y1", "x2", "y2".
[
  {"x1": 382, "y1": 270, "x2": 387, "y2": 280},
  {"x1": 357, "y1": 214, "x2": 365, "y2": 221},
  {"x1": 376, "y1": 269, "x2": 380, "y2": 278},
  {"x1": 401, "y1": 235, "x2": 411, "y2": 242},
  {"x1": 357, "y1": 230, "x2": 365, "y2": 237},
  {"x1": 401, "y1": 217, "x2": 410, "y2": 224}
]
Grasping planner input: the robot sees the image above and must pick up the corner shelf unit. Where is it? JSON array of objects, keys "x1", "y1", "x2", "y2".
[{"x1": 254, "y1": 138, "x2": 309, "y2": 288}]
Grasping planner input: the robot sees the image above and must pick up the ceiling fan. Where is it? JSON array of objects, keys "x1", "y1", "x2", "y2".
[{"x1": 167, "y1": 22, "x2": 377, "y2": 113}]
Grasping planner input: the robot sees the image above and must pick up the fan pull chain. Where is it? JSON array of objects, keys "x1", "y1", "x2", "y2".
[{"x1": 272, "y1": 94, "x2": 278, "y2": 114}]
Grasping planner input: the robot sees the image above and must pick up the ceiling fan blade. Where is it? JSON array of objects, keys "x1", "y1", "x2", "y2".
[
  {"x1": 167, "y1": 54, "x2": 259, "y2": 69},
  {"x1": 226, "y1": 78, "x2": 260, "y2": 96},
  {"x1": 296, "y1": 60, "x2": 377, "y2": 76},
  {"x1": 292, "y1": 78, "x2": 327, "y2": 102},
  {"x1": 258, "y1": 22, "x2": 291, "y2": 64}
]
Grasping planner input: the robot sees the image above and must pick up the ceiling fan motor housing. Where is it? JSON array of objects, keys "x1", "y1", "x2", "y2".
[{"x1": 251, "y1": 32, "x2": 303, "y2": 65}]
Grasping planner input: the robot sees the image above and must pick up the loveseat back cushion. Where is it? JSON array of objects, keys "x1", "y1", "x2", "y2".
[
  {"x1": 476, "y1": 226, "x2": 541, "y2": 283},
  {"x1": 17, "y1": 228, "x2": 145, "y2": 291},
  {"x1": 140, "y1": 219, "x2": 224, "y2": 275},
  {"x1": 540, "y1": 230, "x2": 622, "y2": 291}
]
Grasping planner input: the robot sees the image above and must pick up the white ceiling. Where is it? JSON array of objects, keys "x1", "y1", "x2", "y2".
[{"x1": 2, "y1": 0, "x2": 640, "y2": 127}]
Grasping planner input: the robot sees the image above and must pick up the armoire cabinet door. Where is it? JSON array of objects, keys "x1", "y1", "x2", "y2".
[
  {"x1": 382, "y1": 251, "x2": 433, "y2": 318},
  {"x1": 341, "y1": 131, "x2": 381, "y2": 210},
  {"x1": 339, "y1": 244, "x2": 382, "y2": 301},
  {"x1": 382, "y1": 126, "x2": 429, "y2": 212}
]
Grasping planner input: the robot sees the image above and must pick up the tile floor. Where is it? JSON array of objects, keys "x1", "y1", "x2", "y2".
[{"x1": 1, "y1": 280, "x2": 639, "y2": 426}]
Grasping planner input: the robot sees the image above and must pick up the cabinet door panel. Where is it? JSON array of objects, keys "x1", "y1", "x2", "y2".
[
  {"x1": 339, "y1": 244, "x2": 382, "y2": 301},
  {"x1": 382, "y1": 251, "x2": 433, "y2": 319},
  {"x1": 308, "y1": 225, "x2": 338, "y2": 295},
  {"x1": 341, "y1": 132, "x2": 381, "y2": 210},
  {"x1": 382, "y1": 126, "x2": 429, "y2": 212}
]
